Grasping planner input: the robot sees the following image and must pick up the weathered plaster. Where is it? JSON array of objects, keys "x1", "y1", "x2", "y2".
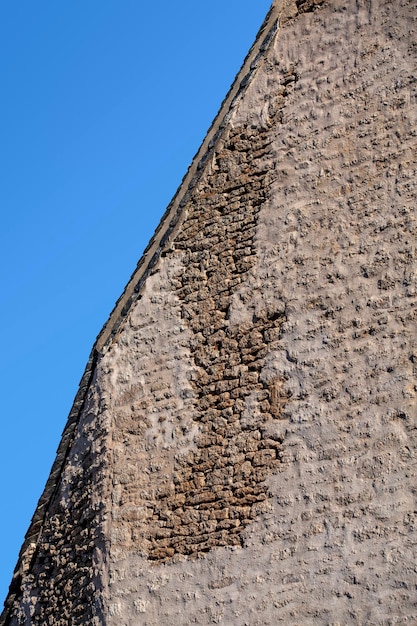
[{"x1": 2, "y1": 1, "x2": 416, "y2": 624}]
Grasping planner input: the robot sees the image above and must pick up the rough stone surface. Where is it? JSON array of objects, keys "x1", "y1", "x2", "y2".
[{"x1": 1, "y1": 1, "x2": 416, "y2": 624}]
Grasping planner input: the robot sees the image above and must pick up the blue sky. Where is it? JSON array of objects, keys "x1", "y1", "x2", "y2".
[{"x1": 0, "y1": 0, "x2": 272, "y2": 606}]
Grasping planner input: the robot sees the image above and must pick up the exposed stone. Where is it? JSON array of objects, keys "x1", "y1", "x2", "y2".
[{"x1": 1, "y1": 1, "x2": 416, "y2": 625}]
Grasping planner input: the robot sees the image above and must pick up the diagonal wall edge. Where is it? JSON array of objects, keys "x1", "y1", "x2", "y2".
[{"x1": 0, "y1": 2, "x2": 284, "y2": 620}]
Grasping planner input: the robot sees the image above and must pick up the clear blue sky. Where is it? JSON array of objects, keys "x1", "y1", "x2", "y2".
[{"x1": 0, "y1": 0, "x2": 272, "y2": 606}]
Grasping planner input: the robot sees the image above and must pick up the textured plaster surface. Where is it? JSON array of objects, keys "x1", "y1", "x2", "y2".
[
  {"x1": 105, "y1": 1, "x2": 417, "y2": 624},
  {"x1": 2, "y1": 1, "x2": 417, "y2": 624}
]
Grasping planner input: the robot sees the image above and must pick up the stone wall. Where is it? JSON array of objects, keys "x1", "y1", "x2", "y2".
[
  {"x1": 2, "y1": 1, "x2": 416, "y2": 624},
  {"x1": 1, "y1": 370, "x2": 108, "y2": 625},
  {"x1": 105, "y1": 1, "x2": 417, "y2": 623}
]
